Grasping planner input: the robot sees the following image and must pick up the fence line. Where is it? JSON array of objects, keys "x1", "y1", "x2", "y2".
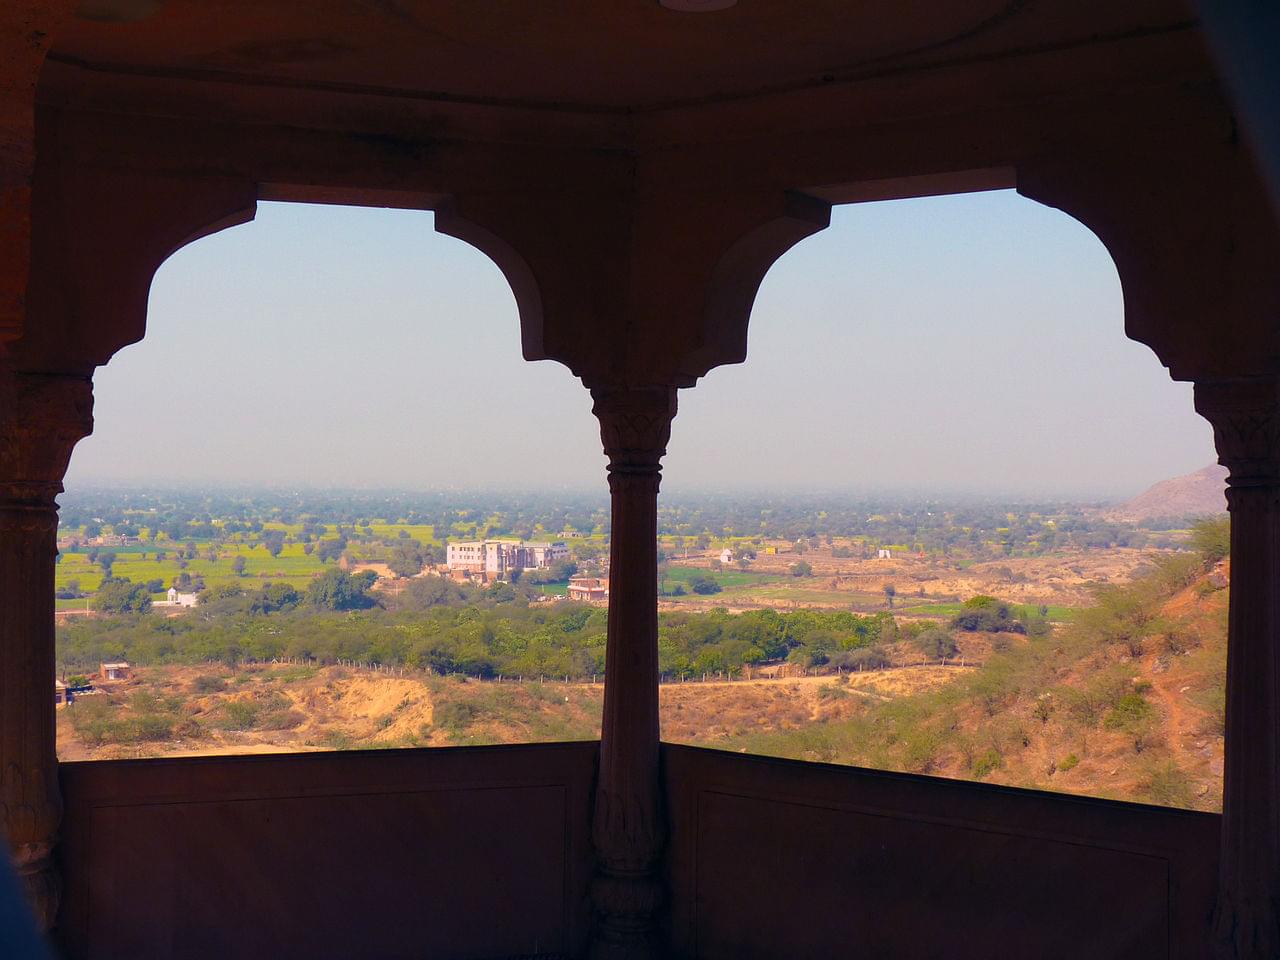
[{"x1": 195, "y1": 654, "x2": 971, "y2": 687}]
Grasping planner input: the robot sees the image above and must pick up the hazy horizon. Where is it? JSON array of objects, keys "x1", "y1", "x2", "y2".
[
  {"x1": 65, "y1": 191, "x2": 1216, "y2": 499},
  {"x1": 57, "y1": 477, "x2": 1190, "y2": 505}
]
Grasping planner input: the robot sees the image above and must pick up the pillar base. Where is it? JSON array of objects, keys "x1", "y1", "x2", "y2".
[{"x1": 13, "y1": 841, "x2": 60, "y2": 932}]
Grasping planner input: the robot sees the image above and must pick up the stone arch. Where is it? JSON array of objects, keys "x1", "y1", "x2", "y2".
[
  {"x1": 1017, "y1": 146, "x2": 1280, "y2": 383},
  {"x1": 690, "y1": 191, "x2": 832, "y2": 382},
  {"x1": 431, "y1": 197, "x2": 546, "y2": 367},
  {"x1": 17, "y1": 165, "x2": 258, "y2": 373}
]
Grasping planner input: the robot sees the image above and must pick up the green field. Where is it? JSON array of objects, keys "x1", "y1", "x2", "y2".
[
  {"x1": 56, "y1": 542, "x2": 331, "y2": 596},
  {"x1": 365, "y1": 524, "x2": 437, "y2": 544},
  {"x1": 662, "y1": 566, "x2": 778, "y2": 590}
]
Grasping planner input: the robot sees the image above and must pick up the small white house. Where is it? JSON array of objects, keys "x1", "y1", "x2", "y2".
[
  {"x1": 719, "y1": 548, "x2": 734, "y2": 564},
  {"x1": 155, "y1": 587, "x2": 199, "y2": 608},
  {"x1": 876, "y1": 548, "x2": 892, "y2": 560}
]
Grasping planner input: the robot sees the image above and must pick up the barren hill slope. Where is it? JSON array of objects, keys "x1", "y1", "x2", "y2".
[
  {"x1": 722, "y1": 550, "x2": 1228, "y2": 810},
  {"x1": 1108, "y1": 463, "x2": 1227, "y2": 522}
]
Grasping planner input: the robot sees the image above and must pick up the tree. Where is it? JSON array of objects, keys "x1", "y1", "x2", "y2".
[
  {"x1": 689, "y1": 575, "x2": 722, "y2": 595},
  {"x1": 251, "y1": 583, "x2": 301, "y2": 614},
  {"x1": 1191, "y1": 516, "x2": 1230, "y2": 562},
  {"x1": 198, "y1": 583, "x2": 244, "y2": 605},
  {"x1": 261, "y1": 530, "x2": 286, "y2": 558},
  {"x1": 883, "y1": 583, "x2": 897, "y2": 608},
  {"x1": 306, "y1": 569, "x2": 377, "y2": 610},
  {"x1": 316, "y1": 538, "x2": 346, "y2": 563},
  {"x1": 93, "y1": 579, "x2": 152, "y2": 614},
  {"x1": 790, "y1": 561, "x2": 813, "y2": 578},
  {"x1": 98, "y1": 551, "x2": 117, "y2": 578},
  {"x1": 387, "y1": 543, "x2": 424, "y2": 579},
  {"x1": 232, "y1": 555, "x2": 247, "y2": 576},
  {"x1": 914, "y1": 628, "x2": 958, "y2": 660},
  {"x1": 951, "y1": 597, "x2": 1025, "y2": 634}
]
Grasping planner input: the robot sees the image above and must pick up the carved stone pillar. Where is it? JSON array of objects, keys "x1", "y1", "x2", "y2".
[
  {"x1": 1195, "y1": 377, "x2": 1280, "y2": 958},
  {"x1": 589, "y1": 384, "x2": 677, "y2": 960},
  {"x1": 0, "y1": 367, "x2": 93, "y2": 929}
]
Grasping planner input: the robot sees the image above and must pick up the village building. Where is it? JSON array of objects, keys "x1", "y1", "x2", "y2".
[
  {"x1": 54, "y1": 680, "x2": 69, "y2": 707},
  {"x1": 567, "y1": 576, "x2": 609, "y2": 603},
  {"x1": 446, "y1": 539, "x2": 569, "y2": 579},
  {"x1": 877, "y1": 548, "x2": 892, "y2": 560},
  {"x1": 153, "y1": 587, "x2": 198, "y2": 608},
  {"x1": 85, "y1": 534, "x2": 140, "y2": 547},
  {"x1": 718, "y1": 548, "x2": 733, "y2": 565},
  {"x1": 98, "y1": 662, "x2": 132, "y2": 683}
]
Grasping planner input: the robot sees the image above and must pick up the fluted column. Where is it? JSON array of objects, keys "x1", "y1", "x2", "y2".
[
  {"x1": 0, "y1": 367, "x2": 93, "y2": 929},
  {"x1": 589, "y1": 384, "x2": 677, "y2": 960},
  {"x1": 1195, "y1": 377, "x2": 1280, "y2": 958}
]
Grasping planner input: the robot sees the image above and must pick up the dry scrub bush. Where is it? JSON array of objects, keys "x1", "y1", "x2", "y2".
[
  {"x1": 1142, "y1": 761, "x2": 1196, "y2": 807},
  {"x1": 192, "y1": 675, "x2": 227, "y2": 693}
]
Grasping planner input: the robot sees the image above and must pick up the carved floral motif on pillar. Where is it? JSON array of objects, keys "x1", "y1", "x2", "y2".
[{"x1": 0, "y1": 367, "x2": 92, "y2": 929}]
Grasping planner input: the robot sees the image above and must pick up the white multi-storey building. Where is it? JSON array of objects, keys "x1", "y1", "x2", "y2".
[{"x1": 446, "y1": 539, "x2": 570, "y2": 578}]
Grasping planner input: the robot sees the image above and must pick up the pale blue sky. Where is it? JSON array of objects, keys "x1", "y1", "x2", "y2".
[{"x1": 66, "y1": 190, "x2": 1215, "y2": 498}]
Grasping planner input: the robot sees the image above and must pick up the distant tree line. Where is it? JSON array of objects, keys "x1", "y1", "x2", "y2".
[{"x1": 56, "y1": 487, "x2": 1201, "y2": 565}]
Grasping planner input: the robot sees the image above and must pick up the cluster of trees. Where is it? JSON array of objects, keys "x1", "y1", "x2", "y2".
[
  {"x1": 658, "y1": 608, "x2": 898, "y2": 674},
  {"x1": 520, "y1": 559, "x2": 579, "y2": 585},
  {"x1": 60, "y1": 574, "x2": 904, "y2": 681},
  {"x1": 687, "y1": 576, "x2": 722, "y2": 595},
  {"x1": 949, "y1": 596, "x2": 1033, "y2": 634}
]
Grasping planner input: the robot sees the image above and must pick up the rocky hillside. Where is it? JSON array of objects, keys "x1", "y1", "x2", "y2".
[{"x1": 1108, "y1": 463, "x2": 1227, "y2": 523}]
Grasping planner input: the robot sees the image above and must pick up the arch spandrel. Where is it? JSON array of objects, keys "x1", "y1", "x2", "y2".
[
  {"x1": 0, "y1": 0, "x2": 78, "y2": 354},
  {"x1": 685, "y1": 191, "x2": 831, "y2": 384},
  {"x1": 439, "y1": 183, "x2": 832, "y2": 391},
  {"x1": 17, "y1": 155, "x2": 255, "y2": 374},
  {"x1": 1018, "y1": 141, "x2": 1280, "y2": 383}
]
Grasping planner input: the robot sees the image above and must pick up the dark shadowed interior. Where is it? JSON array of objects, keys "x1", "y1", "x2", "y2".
[{"x1": 2, "y1": 2, "x2": 1280, "y2": 957}]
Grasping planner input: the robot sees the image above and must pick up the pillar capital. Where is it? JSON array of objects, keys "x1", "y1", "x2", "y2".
[
  {"x1": 590, "y1": 385, "x2": 677, "y2": 479},
  {"x1": 1194, "y1": 377, "x2": 1280, "y2": 488},
  {"x1": 0, "y1": 367, "x2": 94, "y2": 479}
]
